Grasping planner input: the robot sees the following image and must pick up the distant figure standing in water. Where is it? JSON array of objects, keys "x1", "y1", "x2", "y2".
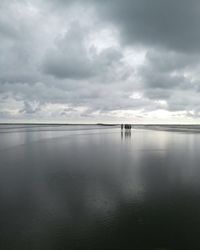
[
  {"x1": 121, "y1": 124, "x2": 131, "y2": 139},
  {"x1": 124, "y1": 124, "x2": 131, "y2": 130},
  {"x1": 120, "y1": 124, "x2": 132, "y2": 131}
]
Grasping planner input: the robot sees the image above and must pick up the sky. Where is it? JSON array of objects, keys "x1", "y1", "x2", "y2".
[{"x1": 1, "y1": 0, "x2": 200, "y2": 123}]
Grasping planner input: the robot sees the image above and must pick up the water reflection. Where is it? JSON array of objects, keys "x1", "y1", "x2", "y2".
[
  {"x1": 125, "y1": 130, "x2": 131, "y2": 139},
  {"x1": 0, "y1": 126, "x2": 200, "y2": 249},
  {"x1": 121, "y1": 130, "x2": 131, "y2": 140}
]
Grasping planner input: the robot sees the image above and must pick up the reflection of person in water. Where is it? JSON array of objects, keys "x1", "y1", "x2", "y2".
[
  {"x1": 125, "y1": 129, "x2": 131, "y2": 138},
  {"x1": 121, "y1": 131, "x2": 124, "y2": 140}
]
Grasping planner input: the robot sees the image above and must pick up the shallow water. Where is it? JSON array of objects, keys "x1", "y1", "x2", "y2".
[{"x1": 1, "y1": 125, "x2": 200, "y2": 249}]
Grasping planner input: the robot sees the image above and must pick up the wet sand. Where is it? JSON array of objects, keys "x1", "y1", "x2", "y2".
[{"x1": 0, "y1": 125, "x2": 200, "y2": 249}]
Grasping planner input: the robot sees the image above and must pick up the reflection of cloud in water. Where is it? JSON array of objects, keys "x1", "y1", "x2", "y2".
[{"x1": 1, "y1": 127, "x2": 200, "y2": 248}]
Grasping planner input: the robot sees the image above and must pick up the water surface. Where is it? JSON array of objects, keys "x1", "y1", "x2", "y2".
[{"x1": 0, "y1": 125, "x2": 200, "y2": 249}]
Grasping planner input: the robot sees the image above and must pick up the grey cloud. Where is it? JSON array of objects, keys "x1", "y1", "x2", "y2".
[
  {"x1": 52, "y1": 0, "x2": 200, "y2": 52},
  {"x1": 92, "y1": 0, "x2": 200, "y2": 53},
  {"x1": 0, "y1": 2, "x2": 45, "y2": 85},
  {"x1": 0, "y1": 19, "x2": 19, "y2": 40},
  {"x1": 20, "y1": 101, "x2": 41, "y2": 114},
  {"x1": 42, "y1": 22, "x2": 123, "y2": 80},
  {"x1": 42, "y1": 23, "x2": 94, "y2": 79},
  {"x1": 187, "y1": 110, "x2": 200, "y2": 119},
  {"x1": 43, "y1": 52, "x2": 94, "y2": 80},
  {"x1": 145, "y1": 51, "x2": 200, "y2": 73},
  {"x1": 2, "y1": 0, "x2": 200, "y2": 122},
  {"x1": 144, "y1": 89, "x2": 171, "y2": 100},
  {"x1": 139, "y1": 50, "x2": 199, "y2": 98},
  {"x1": 44, "y1": 0, "x2": 200, "y2": 116}
]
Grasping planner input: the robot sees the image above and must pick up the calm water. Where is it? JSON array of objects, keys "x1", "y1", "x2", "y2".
[{"x1": 1, "y1": 125, "x2": 200, "y2": 249}]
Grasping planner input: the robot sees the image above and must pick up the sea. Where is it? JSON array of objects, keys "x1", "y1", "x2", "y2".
[{"x1": 0, "y1": 124, "x2": 200, "y2": 249}]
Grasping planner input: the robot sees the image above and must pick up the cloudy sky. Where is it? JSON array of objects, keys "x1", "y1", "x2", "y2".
[{"x1": 1, "y1": 0, "x2": 200, "y2": 123}]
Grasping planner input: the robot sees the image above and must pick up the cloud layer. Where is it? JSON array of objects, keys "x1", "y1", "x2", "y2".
[{"x1": 1, "y1": 0, "x2": 200, "y2": 123}]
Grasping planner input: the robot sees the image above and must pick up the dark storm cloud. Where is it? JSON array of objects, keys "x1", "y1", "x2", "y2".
[
  {"x1": 53, "y1": 0, "x2": 200, "y2": 52},
  {"x1": 91, "y1": 0, "x2": 200, "y2": 53}
]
